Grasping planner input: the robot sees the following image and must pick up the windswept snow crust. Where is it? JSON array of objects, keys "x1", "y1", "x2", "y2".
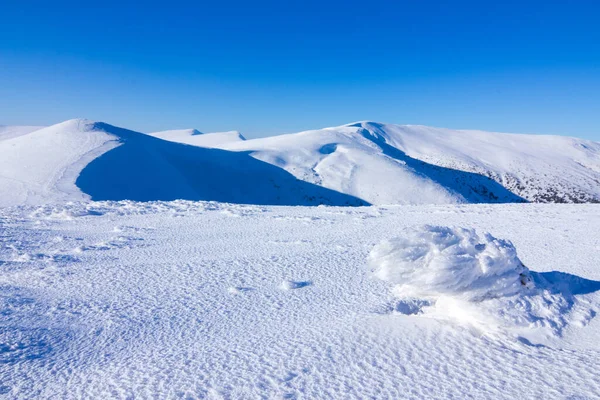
[
  {"x1": 369, "y1": 226, "x2": 599, "y2": 340},
  {"x1": 370, "y1": 226, "x2": 533, "y2": 300},
  {"x1": 1, "y1": 202, "x2": 599, "y2": 398}
]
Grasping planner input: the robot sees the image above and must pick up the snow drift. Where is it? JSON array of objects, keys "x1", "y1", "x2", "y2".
[
  {"x1": 369, "y1": 226, "x2": 534, "y2": 301},
  {"x1": 0, "y1": 119, "x2": 365, "y2": 207},
  {"x1": 369, "y1": 226, "x2": 599, "y2": 340}
]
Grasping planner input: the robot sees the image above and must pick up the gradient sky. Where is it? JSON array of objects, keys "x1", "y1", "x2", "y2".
[{"x1": 1, "y1": 0, "x2": 599, "y2": 139}]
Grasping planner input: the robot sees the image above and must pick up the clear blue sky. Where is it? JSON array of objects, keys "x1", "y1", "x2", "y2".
[{"x1": 1, "y1": 0, "x2": 599, "y2": 139}]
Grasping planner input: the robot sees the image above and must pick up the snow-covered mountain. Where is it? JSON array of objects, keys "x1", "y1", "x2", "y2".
[
  {"x1": 0, "y1": 119, "x2": 364, "y2": 207},
  {"x1": 148, "y1": 128, "x2": 246, "y2": 147},
  {"x1": 1, "y1": 118, "x2": 599, "y2": 206},
  {"x1": 222, "y1": 121, "x2": 600, "y2": 204}
]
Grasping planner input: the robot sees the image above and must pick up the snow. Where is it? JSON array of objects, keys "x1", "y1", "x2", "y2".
[
  {"x1": 222, "y1": 121, "x2": 600, "y2": 204},
  {"x1": 1, "y1": 118, "x2": 599, "y2": 207},
  {"x1": 1, "y1": 201, "x2": 599, "y2": 398},
  {"x1": 2, "y1": 118, "x2": 600, "y2": 398},
  {"x1": 222, "y1": 126, "x2": 474, "y2": 205},
  {"x1": 0, "y1": 125, "x2": 45, "y2": 142},
  {"x1": 368, "y1": 225, "x2": 533, "y2": 301},
  {"x1": 0, "y1": 119, "x2": 364, "y2": 207},
  {"x1": 369, "y1": 225, "x2": 599, "y2": 341},
  {"x1": 0, "y1": 119, "x2": 119, "y2": 207},
  {"x1": 148, "y1": 128, "x2": 246, "y2": 147},
  {"x1": 351, "y1": 122, "x2": 600, "y2": 203}
]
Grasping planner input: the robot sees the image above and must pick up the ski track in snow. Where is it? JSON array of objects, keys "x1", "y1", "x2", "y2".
[{"x1": 0, "y1": 202, "x2": 599, "y2": 399}]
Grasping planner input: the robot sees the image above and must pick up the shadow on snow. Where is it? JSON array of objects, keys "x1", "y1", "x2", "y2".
[{"x1": 351, "y1": 122, "x2": 527, "y2": 203}]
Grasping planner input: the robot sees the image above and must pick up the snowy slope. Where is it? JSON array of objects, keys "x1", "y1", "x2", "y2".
[
  {"x1": 223, "y1": 124, "x2": 525, "y2": 205},
  {"x1": 0, "y1": 125, "x2": 45, "y2": 141},
  {"x1": 1, "y1": 201, "x2": 599, "y2": 398},
  {"x1": 223, "y1": 121, "x2": 600, "y2": 204},
  {"x1": 3, "y1": 119, "x2": 599, "y2": 206},
  {"x1": 358, "y1": 122, "x2": 600, "y2": 203},
  {"x1": 0, "y1": 120, "x2": 119, "y2": 207},
  {"x1": 148, "y1": 128, "x2": 246, "y2": 147},
  {"x1": 0, "y1": 119, "x2": 364, "y2": 207}
]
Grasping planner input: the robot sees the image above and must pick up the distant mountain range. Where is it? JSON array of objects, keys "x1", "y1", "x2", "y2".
[{"x1": 1, "y1": 119, "x2": 598, "y2": 207}]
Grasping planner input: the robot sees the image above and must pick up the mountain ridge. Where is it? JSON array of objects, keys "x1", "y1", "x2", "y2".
[
  {"x1": 1, "y1": 118, "x2": 598, "y2": 206},
  {"x1": 222, "y1": 121, "x2": 600, "y2": 204},
  {"x1": 0, "y1": 119, "x2": 365, "y2": 207}
]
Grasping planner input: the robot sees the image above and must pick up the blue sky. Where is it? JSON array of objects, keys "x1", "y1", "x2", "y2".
[{"x1": 1, "y1": 0, "x2": 599, "y2": 139}]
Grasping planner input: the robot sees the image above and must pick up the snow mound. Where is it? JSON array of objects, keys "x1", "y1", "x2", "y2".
[
  {"x1": 369, "y1": 226, "x2": 533, "y2": 301},
  {"x1": 369, "y1": 226, "x2": 599, "y2": 341},
  {"x1": 0, "y1": 119, "x2": 119, "y2": 207}
]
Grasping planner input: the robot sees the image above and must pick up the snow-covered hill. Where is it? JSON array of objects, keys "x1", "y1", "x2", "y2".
[
  {"x1": 0, "y1": 125, "x2": 45, "y2": 141},
  {"x1": 148, "y1": 128, "x2": 246, "y2": 147},
  {"x1": 222, "y1": 121, "x2": 600, "y2": 204},
  {"x1": 0, "y1": 119, "x2": 364, "y2": 207},
  {"x1": 2, "y1": 119, "x2": 599, "y2": 206}
]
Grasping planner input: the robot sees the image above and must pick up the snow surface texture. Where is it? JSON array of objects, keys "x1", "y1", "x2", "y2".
[
  {"x1": 0, "y1": 119, "x2": 364, "y2": 207},
  {"x1": 1, "y1": 202, "x2": 599, "y2": 398},
  {"x1": 369, "y1": 226, "x2": 533, "y2": 301},
  {"x1": 369, "y1": 226, "x2": 598, "y2": 341},
  {"x1": 223, "y1": 121, "x2": 600, "y2": 204}
]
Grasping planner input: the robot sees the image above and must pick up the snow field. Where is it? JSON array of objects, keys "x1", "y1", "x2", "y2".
[{"x1": 1, "y1": 202, "x2": 599, "y2": 398}]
